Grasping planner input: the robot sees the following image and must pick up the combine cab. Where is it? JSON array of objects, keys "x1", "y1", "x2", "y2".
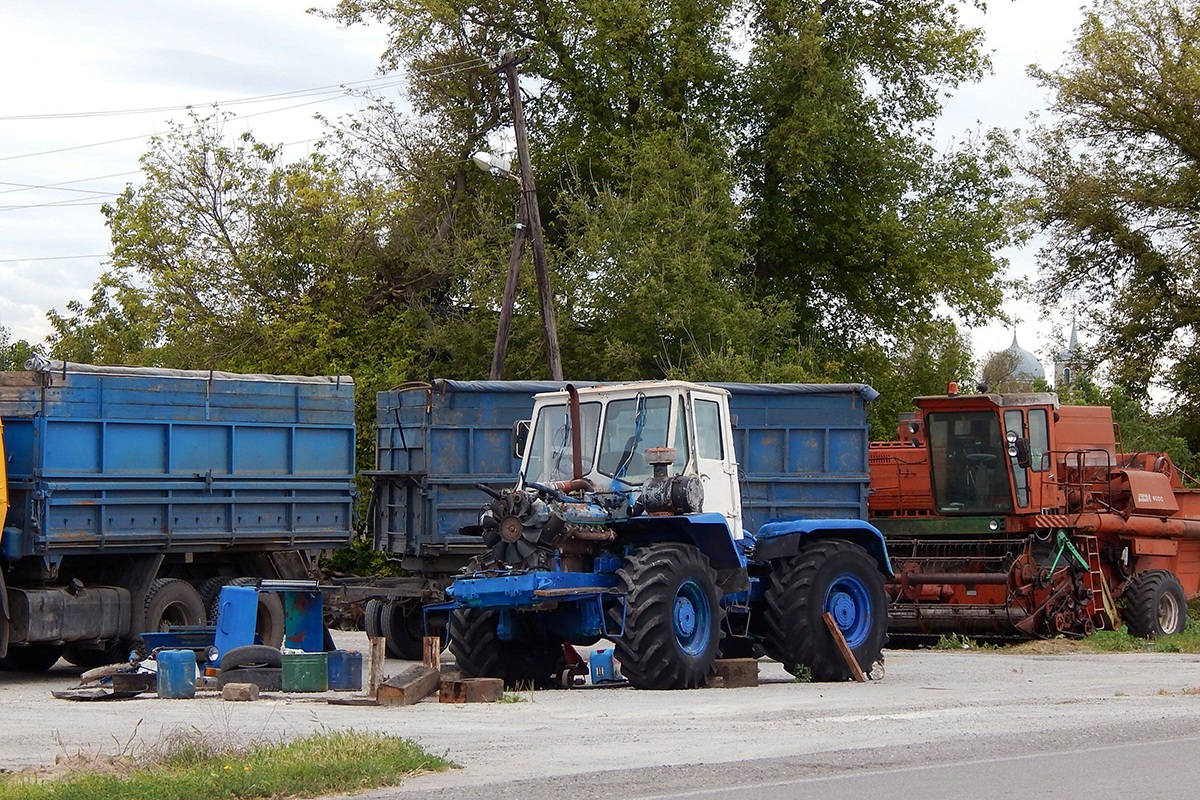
[{"x1": 870, "y1": 387, "x2": 1200, "y2": 640}]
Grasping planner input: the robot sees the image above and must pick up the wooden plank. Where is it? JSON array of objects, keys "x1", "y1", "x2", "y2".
[{"x1": 822, "y1": 611, "x2": 867, "y2": 683}]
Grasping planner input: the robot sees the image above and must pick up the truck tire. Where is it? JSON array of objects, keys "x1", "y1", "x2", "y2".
[
  {"x1": 0, "y1": 644, "x2": 64, "y2": 672},
  {"x1": 449, "y1": 608, "x2": 563, "y2": 689},
  {"x1": 609, "y1": 543, "x2": 722, "y2": 690},
  {"x1": 382, "y1": 600, "x2": 426, "y2": 661},
  {"x1": 1124, "y1": 569, "x2": 1187, "y2": 637},
  {"x1": 364, "y1": 598, "x2": 385, "y2": 639},
  {"x1": 143, "y1": 578, "x2": 206, "y2": 633},
  {"x1": 63, "y1": 641, "x2": 133, "y2": 669},
  {"x1": 197, "y1": 576, "x2": 231, "y2": 619},
  {"x1": 228, "y1": 578, "x2": 287, "y2": 649},
  {"x1": 764, "y1": 540, "x2": 887, "y2": 682}
]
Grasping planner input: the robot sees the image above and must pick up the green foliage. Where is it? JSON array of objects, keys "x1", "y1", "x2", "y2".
[
  {"x1": 1021, "y1": 0, "x2": 1200, "y2": 456},
  {"x1": 933, "y1": 633, "x2": 995, "y2": 651},
  {"x1": 0, "y1": 730, "x2": 452, "y2": 800},
  {"x1": 0, "y1": 324, "x2": 42, "y2": 371}
]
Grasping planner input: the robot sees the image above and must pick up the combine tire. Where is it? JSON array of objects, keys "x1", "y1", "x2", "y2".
[
  {"x1": 609, "y1": 543, "x2": 722, "y2": 689},
  {"x1": 143, "y1": 579, "x2": 206, "y2": 633},
  {"x1": 1124, "y1": 570, "x2": 1187, "y2": 637},
  {"x1": 382, "y1": 600, "x2": 426, "y2": 661},
  {"x1": 764, "y1": 540, "x2": 887, "y2": 681},
  {"x1": 0, "y1": 644, "x2": 64, "y2": 672},
  {"x1": 448, "y1": 608, "x2": 563, "y2": 689}
]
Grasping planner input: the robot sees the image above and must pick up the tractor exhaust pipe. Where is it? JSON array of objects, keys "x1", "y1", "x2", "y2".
[{"x1": 567, "y1": 384, "x2": 583, "y2": 482}]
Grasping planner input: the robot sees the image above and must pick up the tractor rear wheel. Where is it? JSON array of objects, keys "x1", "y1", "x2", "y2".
[
  {"x1": 609, "y1": 543, "x2": 722, "y2": 689},
  {"x1": 448, "y1": 608, "x2": 563, "y2": 689},
  {"x1": 1124, "y1": 569, "x2": 1187, "y2": 637},
  {"x1": 764, "y1": 540, "x2": 887, "y2": 681}
]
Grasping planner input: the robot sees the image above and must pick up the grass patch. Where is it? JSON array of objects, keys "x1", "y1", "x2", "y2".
[
  {"x1": 932, "y1": 633, "x2": 996, "y2": 651},
  {"x1": 0, "y1": 730, "x2": 453, "y2": 800}
]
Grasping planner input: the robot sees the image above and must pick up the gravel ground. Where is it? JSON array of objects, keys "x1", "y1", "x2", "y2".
[{"x1": 4, "y1": 631, "x2": 1200, "y2": 794}]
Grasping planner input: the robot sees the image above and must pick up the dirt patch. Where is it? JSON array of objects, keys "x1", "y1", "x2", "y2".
[
  {"x1": 1001, "y1": 638, "x2": 1093, "y2": 655},
  {"x1": 2, "y1": 751, "x2": 138, "y2": 783}
]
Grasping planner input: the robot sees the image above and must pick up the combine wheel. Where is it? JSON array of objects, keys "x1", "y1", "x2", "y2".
[
  {"x1": 764, "y1": 540, "x2": 888, "y2": 681},
  {"x1": 143, "y1": 578, "x2": 206, "y2": 633},
  {"x1": 1124, "y1": 570, "x2": 1187, "y2": 637},
  {"x1": 382, "y1": 600, "x2": 427, "y2": 661},
  {"x1": 448, "y1": 608, "x2": 563, "y2": 689},
  {"x1": 0, "y1": 644, "x2": 64, "y2": 672},
  {"x1": 609, "y1": 543, "x2": 722, "y2": 689}
]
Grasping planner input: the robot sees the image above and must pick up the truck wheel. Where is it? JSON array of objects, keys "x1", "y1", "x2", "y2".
[
  {"x1": 229, "y1": 578, "x2": 287, "y2": 649},
  {"x1": 610, "y1": 543, "x2": 722, "y2": 689},
  {"x1": 1124, "y1": 569, "x2": 1187, "y2": 637},
  {"x1": 448, "y1": 608, "x2": 563, "y2": 689},
  {"x1": 382, "y1": 601, "x2": 426, "y2": 661},
  {"x1": 0, "y1": 644, "x2": 64, "y2": 672},
  {"x1": 764, "y1": 540, "x2": 887, "y2": 682},
  {"x1": 197, "y1": 576, "x2": 231, "y2": 619},
  {"x1": 63, "y1": 641, "x2": 133, "y2": 669},
  {"x1": 364, "y1": 598, "x2": 385, "y2": 639},
  {"x1": 143, "y1": 578, "x2": 206, "y2": 633}
]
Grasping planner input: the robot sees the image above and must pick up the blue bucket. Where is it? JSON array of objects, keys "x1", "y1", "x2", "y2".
[
  {"x1": 326, "y1": 650, "x2": 363, "y2": 691},
  {"x1": 214, "y1": 585, "x2": 258, "y2": 659},
  {"x1": 157, "y1": 649, "x2": 197, "y2": 699}
]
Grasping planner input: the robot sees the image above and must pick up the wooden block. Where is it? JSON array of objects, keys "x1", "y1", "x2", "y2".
[
  {"x1": 367, "y1": 635, "x2": 386, "y2": 696},
  {"x1": 375, "y1": 664, "x2": 440, "y2": 706},
  {"x1": 422, "y1": 636, "x2": 441, "y2": 670},
  {"x1": 221, "y1": 682, "x2": 260, "y2": 702},
  {"x1": 439, "y1": 677, "x2": 504, "y2": 704},
  {"x1": 712, "y1": 658, "x2": 759, "y2": 688},
  {"x1": 822, "y1": 611, "x2": 867, "y2": 683}
]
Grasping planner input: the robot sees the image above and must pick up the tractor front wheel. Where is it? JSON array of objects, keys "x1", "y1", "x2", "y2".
[
  {"x1": 764, "y1": 540, "x2": 888, "y2": 681},
  {"x1": 610, "y1": 543, "x2": 722, "y2": 689},
  {"x1": 1124, "y1": 569, "x2": 1187, "y2": 637},
  {"x1": 448, "y1": 608, "x2": 563, "y2": 689}
]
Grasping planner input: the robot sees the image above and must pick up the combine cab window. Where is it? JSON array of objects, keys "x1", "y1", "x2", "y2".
[
  {"x1": 1004, "y1": 410, "x2": 1030, "y2": 508},
  {"x1": 1028, "y1": 409, "x2": 1049, "y2": 471},
  {"x1": 926, "y1": 411, "x2": 1014, "y2": 514},
  {"x1": 524, "y1": 402, "x2": 601, "y2": 485}
]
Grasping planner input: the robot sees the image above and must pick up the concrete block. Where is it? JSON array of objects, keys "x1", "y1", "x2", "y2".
[
  {"x1": 712, "y1": 658, "x2": 759, "y2": 688},
  {"x1": 439, "y1": 677, "x2": 504, "y2": 703},
  {"x1": 222, "y1": 682, "x2": 260, "y2": 702},
  {"x1": 376, "y1": 665, "x2": 440, "y2": 706}
]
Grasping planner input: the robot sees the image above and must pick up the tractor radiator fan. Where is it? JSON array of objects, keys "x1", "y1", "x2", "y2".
[{"x1": 479, "y1": 489, "x2": 552, "y2": 567}]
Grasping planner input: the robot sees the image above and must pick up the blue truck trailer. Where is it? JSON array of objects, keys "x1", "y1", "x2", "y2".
[
  {"x1": 360, "y1": 379, "x2": 890, "y2": 683},
  {"x1": 0, "y1": 359, "x2": 356, "y2": 671}
]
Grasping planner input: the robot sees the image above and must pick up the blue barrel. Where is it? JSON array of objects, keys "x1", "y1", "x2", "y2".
[
  {"x1": 214, "y1": 585, "x2": 259, "y2": 659},
  {"x1": 157, "y1": 649, "x2": 197, "y2": 699},
  {"x1": 326, "y1": 650, "x2": 362, "y2": 691}
]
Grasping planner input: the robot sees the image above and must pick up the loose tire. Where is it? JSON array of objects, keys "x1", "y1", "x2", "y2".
[
  {"x1": 382, "y1": 600, "x2": 426, "y2": 661},
  {"x1": 609, "y1": 543, "x2": 722, "y2": 690},
  {"x1": 448, "y1": 608, "x2": 563, "y2": 689},
  {"x1": 764, "y1": 540, "x2": 888, "y2": 682},
  {"x1": 220, "y1": 644, "x2": 283, "y2": 671},
  {"x1": 0, "y1": 644, "x2": 64, "y2": 672},
  {"x1": 1124, "y1": 569, "x2": 1187, "y2": 637},
  {"x1": 143, "y1": 578, "x2": 206, "y2": 633}
]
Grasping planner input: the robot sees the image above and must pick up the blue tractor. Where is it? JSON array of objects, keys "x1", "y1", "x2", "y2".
[{"x1": 444, "y1": 380, "x2": 892, "y2": 689}]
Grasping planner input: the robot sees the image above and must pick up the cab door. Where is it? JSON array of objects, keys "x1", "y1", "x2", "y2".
[{"x1": 688, "y1": 391, "x2": 743, "y2": 537}]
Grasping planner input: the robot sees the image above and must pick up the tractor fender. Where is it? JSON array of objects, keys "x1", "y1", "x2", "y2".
[
  {"x1": 617, "y1": 512, "x2": 744, "y2": 572},
  {"x1": 752, "y1": 519, "x2": 893, "y2": 576}
]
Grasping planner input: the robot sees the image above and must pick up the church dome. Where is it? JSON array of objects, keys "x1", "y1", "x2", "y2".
[{"x1": 1004, "y1": 333, "x2": 1045, "y2": 383}]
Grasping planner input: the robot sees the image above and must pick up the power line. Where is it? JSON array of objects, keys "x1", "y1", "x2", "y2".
[{"x1": 0, "y1": 254, "x2": 107, "y2": 264}]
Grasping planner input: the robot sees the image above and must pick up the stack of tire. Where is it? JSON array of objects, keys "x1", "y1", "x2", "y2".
[{"x1": 217, "y1": 645, "x2": 283, "y2": 691}]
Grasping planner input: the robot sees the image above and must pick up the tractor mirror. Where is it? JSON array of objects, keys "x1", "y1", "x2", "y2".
[
  {"x1": 512, "y1": 420, "x2": 530, "y2": 460},
  {"x1": 1014, "y1": 437, "x2": 1031, "y2": 469}
]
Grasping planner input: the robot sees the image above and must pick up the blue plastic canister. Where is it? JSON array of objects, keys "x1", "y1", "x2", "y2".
[
  {"x1": 590, "y1": 648, "x2": 618, "y2": 683},
  {"x1": 214, "y1": 585, "x2": 259, "y2": 659},
  {"x1": 326, "y1": 649, "x2": 363, "y2": 691},
  {"x1": 157, "y1": 649, "x2": 197, "y2": 699}
]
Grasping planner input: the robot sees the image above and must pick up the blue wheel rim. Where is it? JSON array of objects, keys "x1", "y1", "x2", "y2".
[
  {"x1": 825, "y1": 573, "x2": 872, "y2": 649},
  {"x1": 673, "y1": 579, "x2": 711, "y2": 656}
]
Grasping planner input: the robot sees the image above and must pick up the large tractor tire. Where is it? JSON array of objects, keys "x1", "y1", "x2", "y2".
[
  {"x1": 448, "y1": 608, "x2": 563, "y2": 689},
  {"x1": 0, "y1": 644, "x2": 64, "y2": 672},
  {"x1": 143, "y1": 578, "x2": 206, "y2": 633},
  {"x1": 609, "y1": 543, "x2": 722, "y2": 690},
  {"x1": 381, "y1": 600, "x2": 427, "y2": 661},
  {"x1": 764, "y1": 539, "x2": 888, "y2": 682},
  {"x1": 1124, "y1": 569, "x2": 1187, "y2": 637}
]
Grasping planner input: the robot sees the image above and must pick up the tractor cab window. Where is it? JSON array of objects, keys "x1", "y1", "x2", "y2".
[
  {"x1": 523, "y1": 401, "x2": 601, "y2": 485},
  {"x1": 597, "y1": 395, "x2": 672, "y2": 483},
  {"x1": 926, "y1": 411, "x2": 1014, "y2": 514}
]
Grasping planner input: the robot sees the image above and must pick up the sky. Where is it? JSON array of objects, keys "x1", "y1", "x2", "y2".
[{"x1": 1, "y1": 1, "x2": 1087, "y2": 372}]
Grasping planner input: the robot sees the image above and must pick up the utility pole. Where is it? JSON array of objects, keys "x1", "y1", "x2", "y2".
[
  {"x1": 498, "y1": 50, "x2": 563, "y2": 381},
  {"x1": 490, "y1": 194, "x2": 528, "y2": 380}
]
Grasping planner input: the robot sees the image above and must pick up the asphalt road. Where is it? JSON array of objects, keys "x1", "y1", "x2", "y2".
[{"x1": 4, "y1": 634, "x2": 1200, "y2": 800}]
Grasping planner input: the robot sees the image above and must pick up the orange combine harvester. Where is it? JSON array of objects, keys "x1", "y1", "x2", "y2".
[{"x1": 870, "y1": 385, "x2": 1200, "y2": 640}]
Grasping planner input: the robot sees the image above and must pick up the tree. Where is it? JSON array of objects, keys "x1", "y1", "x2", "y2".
[
  {"x1": 1021, "y1": 0, "x2": 1200, "y2": 452},
  {"x1": 0, "y1": 324, "x2": 41, "y2": 371}
]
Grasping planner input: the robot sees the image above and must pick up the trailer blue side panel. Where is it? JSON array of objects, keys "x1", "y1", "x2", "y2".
[
  {"x1": 373, "y1": 381, "x2": 564, "y2": 558},
  {"x1": 372, "y1": 380, "x2": 874, "y2": 560},
  {"x1": 0, "y1": 362, "x2": 356, "y2": 559}
]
